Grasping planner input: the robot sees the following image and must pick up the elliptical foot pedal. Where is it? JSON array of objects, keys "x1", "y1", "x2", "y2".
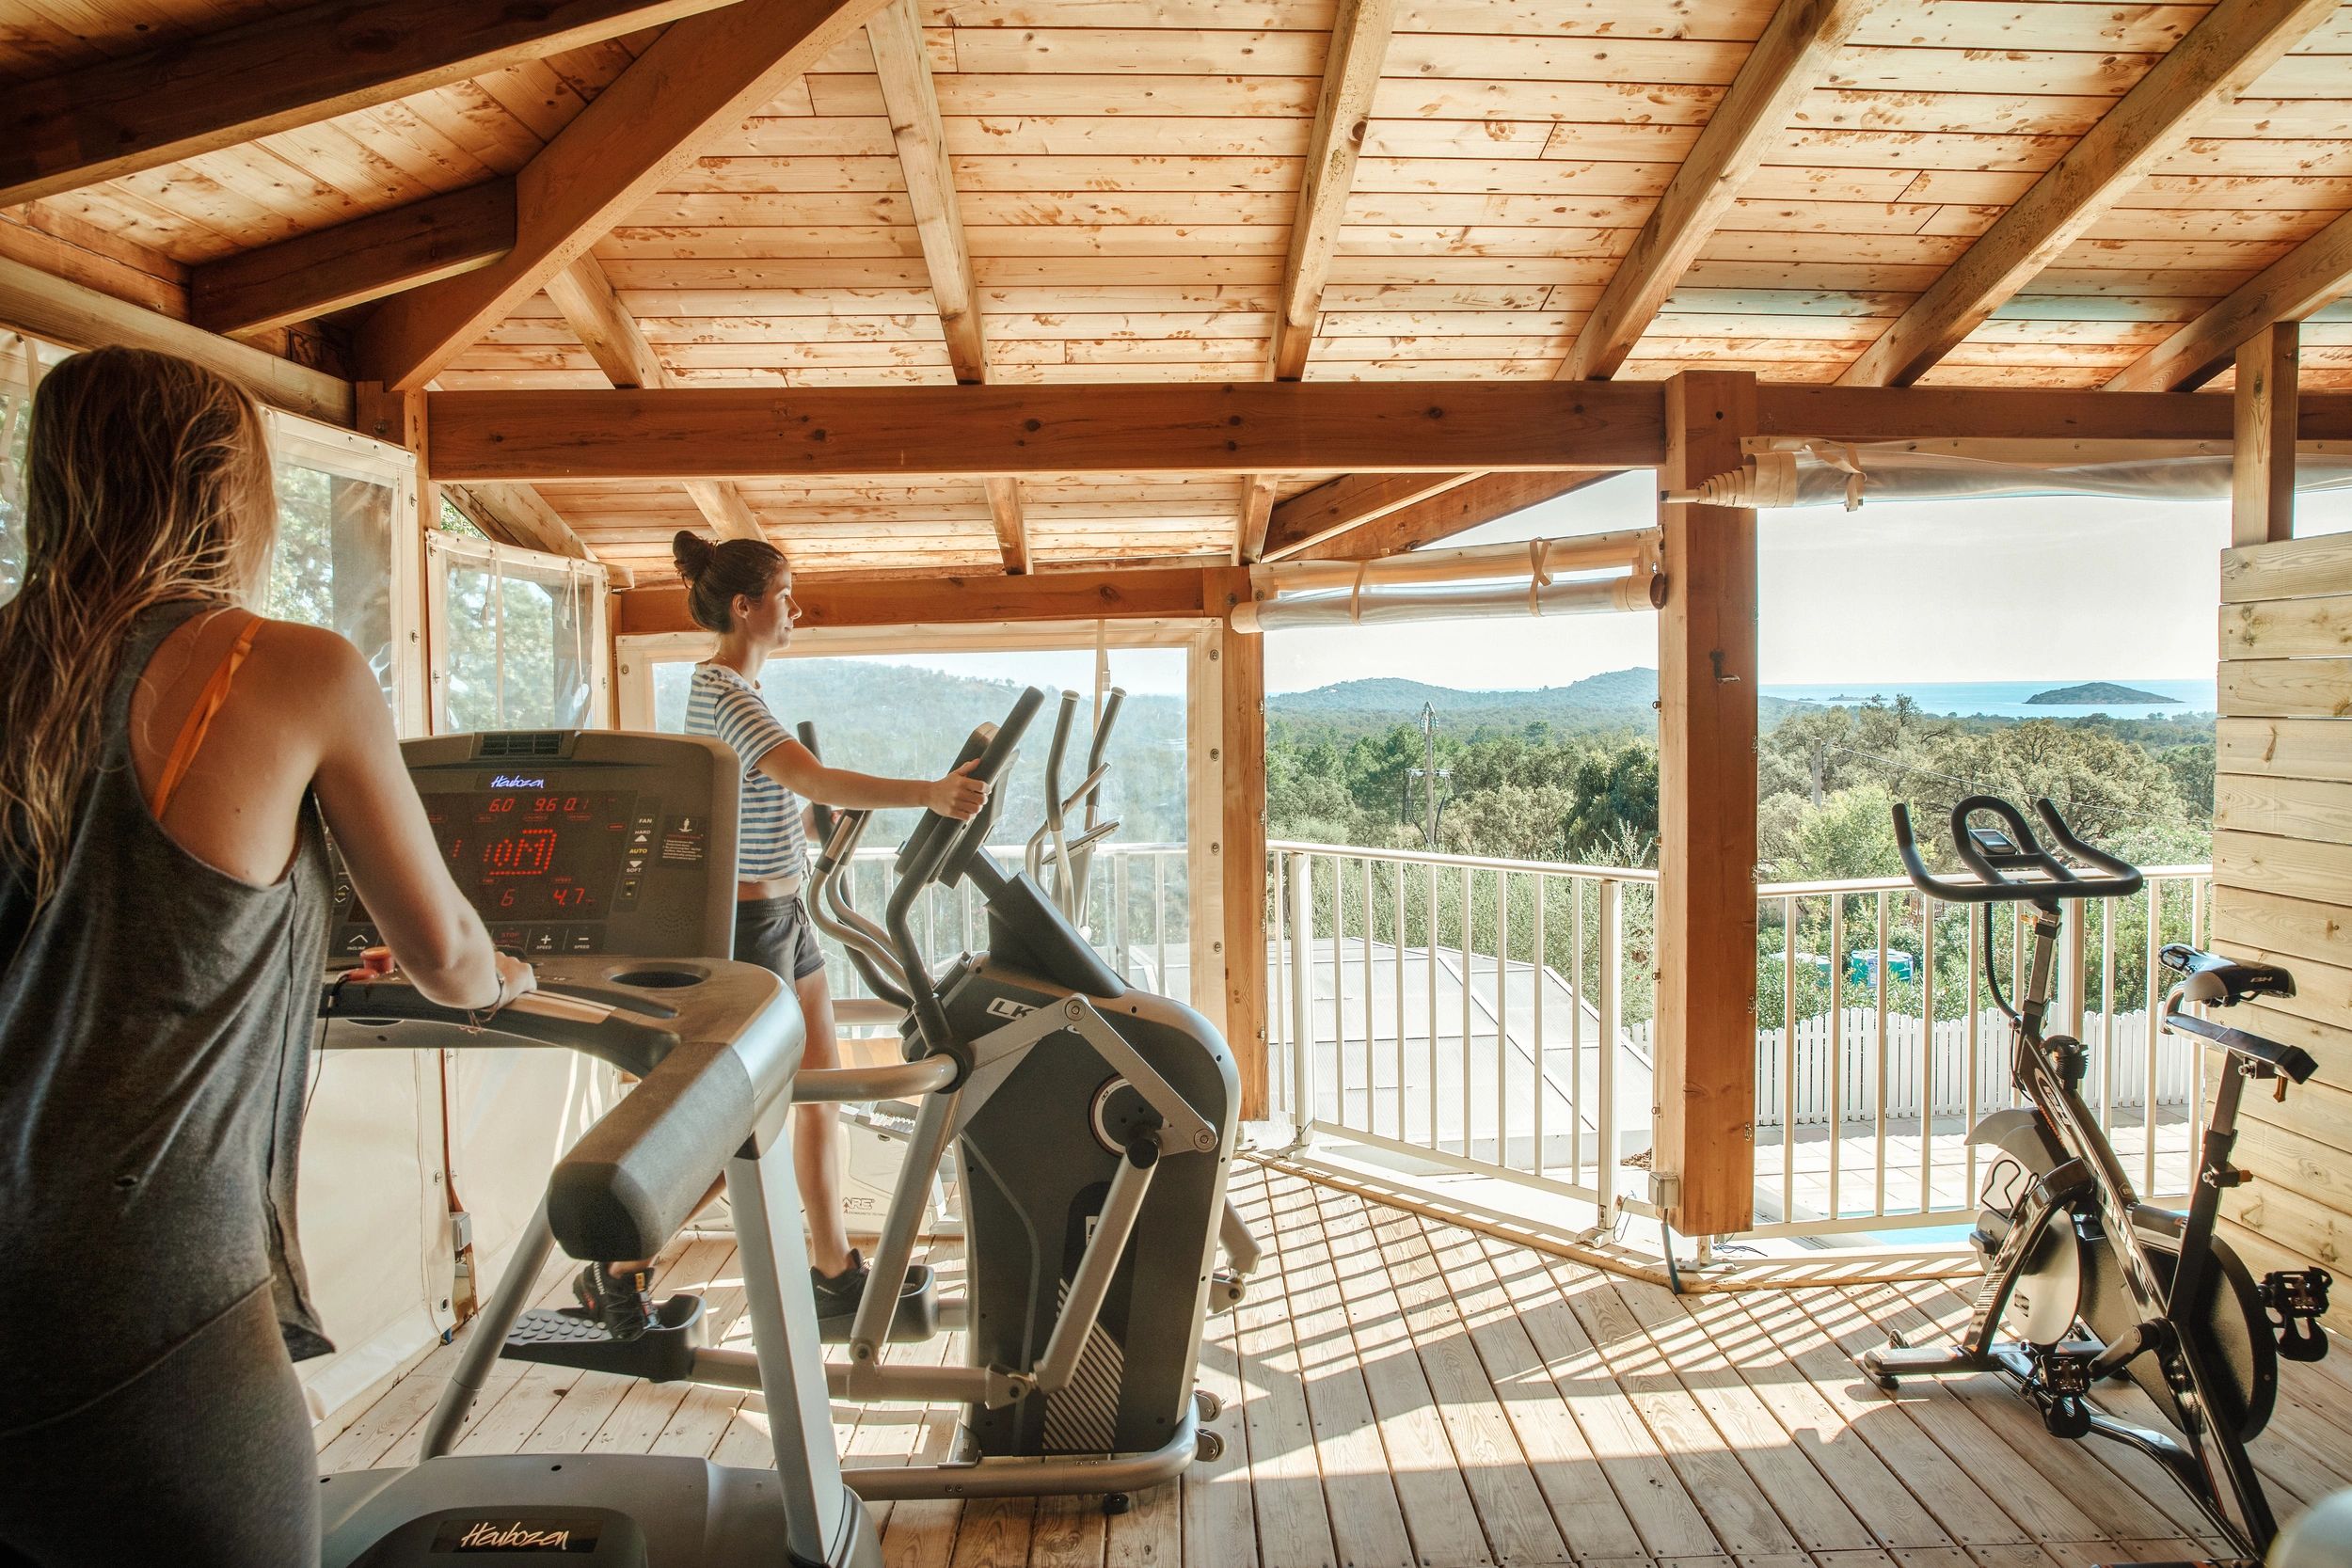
[
  {"x1": 818, "y1": 1263, "x2": 941, "y2": 1344},
  {"x1": 502, "y1": 1292, "x2": 707, "y2": 1382}
]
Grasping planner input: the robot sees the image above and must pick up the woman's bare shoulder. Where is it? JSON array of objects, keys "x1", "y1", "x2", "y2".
[{"x1": 243, "y1": 619, "x2": 386, "y2": 718}]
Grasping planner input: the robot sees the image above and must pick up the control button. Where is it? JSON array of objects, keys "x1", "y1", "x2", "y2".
[
  {"x1": 622, "y1": 853, "x2": 647, "y2": 877},
  {"x1": 628, "y1": 828, "x2": 654, "y2": 851},
  {"x1": 491, "y1": 926, "x2": 527, "y2": 955},
  {"x1": 616, "y1": 877, "x2": 642, "y2": 903},
  {"x1": 338, "y1": 926, "x2": 380, "y2": 955},
  {"x1": 331, "y1": 879, "x2": 355, "y2": 912},
  {"x1": 564, "y1": 927, "x2": 603, "y2": 955},
  {"x1": 525, "y1": 927, "x2": 563, "y2": 958}
]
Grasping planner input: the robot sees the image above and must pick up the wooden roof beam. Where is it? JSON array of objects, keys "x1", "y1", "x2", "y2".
[
  {"x1": 1271, "y1": 0, "x2": 1395, "y2": 382},
  {"x1": 1838, "y1": 0, "x2": 2341, "y2": 388},
  {"x1": 1236, "y1": 474, "x2": 1280, "y2": 562},
  {"x1": 190, "y1": 180, "x2": 514, "y2": 337},
  {"x1": 868, "y1": 0, "x2": 1028, "y2": 573},
  {"x1": 1560, "y1": 0, "x2": 1878, "y2": 383},
  {"x1": 355, "y1": 0, "x2": 888, "y2": 391},
  {"x1": 2106, "y1": 210, "x2": 2352, "y2": 392},
  {"x1": 428, "y1": 381, "x2": 1670, "y2": 480},
  {"x1": 544, "y1": 254, "x2": 766, "y2": 543},
  {"x1": 0, "y1": 0, "x2": 736, "y2": 209},
  {"x1": 441, "y1": 482, "x2": 599, "y2": 563},
  {"x1": 1300, "y1": 471, "x2": 1616, "y2": 562},
  {"x1": 1262, "y1": 472, "x2": 1478, "y2": 560},
  {"x1": 616, "y1": 565, "x2": 1221, "y2": 637}
]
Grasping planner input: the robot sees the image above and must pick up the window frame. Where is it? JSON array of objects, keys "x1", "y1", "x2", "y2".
[{"x1": 425, "y1": 530, "x2": 612, "y2": 735}]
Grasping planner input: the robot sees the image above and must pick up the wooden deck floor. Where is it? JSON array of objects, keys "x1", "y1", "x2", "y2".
[{"x1": 322, "y1": 1162, "x2": 2352, "y2": 1567}]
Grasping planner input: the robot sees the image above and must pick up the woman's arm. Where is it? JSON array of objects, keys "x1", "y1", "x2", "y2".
[
  {"x1": 755, "y1": 741, "x2": 988, "y2": 820},
  {"x1": 302, "y1": 631, "x2": 532, "y2": 1009}
]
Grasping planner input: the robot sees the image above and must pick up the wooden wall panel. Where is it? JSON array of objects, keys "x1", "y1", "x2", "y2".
[{"x1": 2214, "y1": 531, "x2": 2352, "y2": 1331}]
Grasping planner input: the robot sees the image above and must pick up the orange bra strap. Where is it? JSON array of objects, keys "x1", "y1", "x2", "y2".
[{"x1": 149, "y1": 615, "x2": 262, "y2": 821}]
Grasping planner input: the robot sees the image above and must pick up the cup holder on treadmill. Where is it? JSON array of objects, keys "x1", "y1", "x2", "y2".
[{"x1": 606, "y1": 966, "x2": 706, "y2": 990}]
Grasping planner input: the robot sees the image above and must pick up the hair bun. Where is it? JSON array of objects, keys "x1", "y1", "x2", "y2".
[{"x1": 671, "y1": 530, "x2": 716, "y2": 580}]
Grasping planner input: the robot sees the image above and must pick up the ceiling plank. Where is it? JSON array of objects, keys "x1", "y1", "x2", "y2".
[
  {"x1": 1836, "y1": 0, "x2": 2342, "y2": 388},
  {"x1": 984, "y1": 477, "x2": 1030, "y2": 573},
  {"x1": 1300, "y1": 471, "x2": 1617, "y2": 562},
  {"x1": 1263, "y1": 472, "x2": 1479, "y2": 560},
  {"x1": 868, "y1": 0, "x2": 983, "y2": 386},
  {"x1": 2106, "y1": 210, "x2": 2352, "y2": 392},
  {"x1": 355, "y1": 0, "x2": 889, "y2": 391},
  {"x1": 190, "y1": 180, "x2": 514, "y2": 337},
  {"x1": 544, "y1": 253, "x2": 766, "y2": 543},
  {"x1": 426, "y1": 381, "x2": 1672, "y2": 481},
  {"x1": 0, "y1": 0, "x2": 737, "y2": 209},
  {"x1": 1271, "y1": 0, "x2": 1395, "y2": 382},
  {"x1": 1559, "y1": 0, "x2": 1877, "y2": 383},
  {"x1": 1236, "y1": 474, "x2": 1280, "y2": 562},
  {"x1": 867, "y1": 0, "x2": 1026, "y2": 572}
]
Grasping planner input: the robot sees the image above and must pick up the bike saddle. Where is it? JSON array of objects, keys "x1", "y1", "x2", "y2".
[{"x1": 2160, "y1": 943, "x2": 2296, "y2": 1005}]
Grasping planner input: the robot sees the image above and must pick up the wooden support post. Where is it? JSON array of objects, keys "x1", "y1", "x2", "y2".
[
  {"x1": 1654, "y1": 370, "x2": 1759, "y2": 1237},
  {"x1": 2233, "y1": 321, "x2": 2299, "y2": 547},
  {"x1": 1213, "y1": 568, "x2": 1270, "y2": 1119}
]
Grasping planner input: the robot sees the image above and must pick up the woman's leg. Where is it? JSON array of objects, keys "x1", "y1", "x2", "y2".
[
  {"x1": 0, "y1": 1286, "x2": 317, "y2": 1568},
  {"x1": 794, "y1": 962, "x2": 855, "y2": 1277}
]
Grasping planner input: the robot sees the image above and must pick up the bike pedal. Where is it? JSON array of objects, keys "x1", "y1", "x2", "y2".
[{"x1": 2263, "y1": 1268, "x2": 2332, "y2": 1361}]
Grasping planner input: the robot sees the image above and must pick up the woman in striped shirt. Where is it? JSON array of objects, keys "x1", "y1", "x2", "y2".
[{"x1": 578, "y1": 531, "x2": 985, "y2": 1338}]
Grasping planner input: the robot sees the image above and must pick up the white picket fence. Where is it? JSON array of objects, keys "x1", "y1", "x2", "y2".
[{"x1": 1625, "y1": 1006, "x2": 2199, "y2": 1132}]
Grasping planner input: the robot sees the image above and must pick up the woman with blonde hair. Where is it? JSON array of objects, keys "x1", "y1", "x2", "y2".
[{"x1": 0, "y1": 347, "x2": 532, "y2": 1564}]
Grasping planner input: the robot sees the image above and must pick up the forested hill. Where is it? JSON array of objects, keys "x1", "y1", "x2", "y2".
[{"x1": 1270, "y1": 668, "x2": 1812, "y2": 741}]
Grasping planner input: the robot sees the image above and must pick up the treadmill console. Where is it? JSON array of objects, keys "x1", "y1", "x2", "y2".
[{"x1": 327, "y1": 731, "x2": 739, "y2": 963}]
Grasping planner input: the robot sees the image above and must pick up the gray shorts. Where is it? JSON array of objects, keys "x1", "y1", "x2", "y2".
[{"x1": 736, "y1": 895, "x2": 826, "y2": 983}]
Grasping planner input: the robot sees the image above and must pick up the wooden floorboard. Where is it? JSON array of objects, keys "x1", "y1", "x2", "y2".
[{"x1": 337, "y1": 1163, "x2": 2352, "y2": 1568}]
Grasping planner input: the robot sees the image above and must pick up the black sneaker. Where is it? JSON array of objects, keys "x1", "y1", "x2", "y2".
[
  {"x1": 811, "y1": 1249, "x2": 871, "y2": 1322},
  {"x1": 575, "y1": 1260, "x2": 655, "y2": 1342}
]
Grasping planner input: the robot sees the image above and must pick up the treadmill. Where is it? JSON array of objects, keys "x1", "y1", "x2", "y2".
[{"x1": 312, "y1": 731, "x2": 890, "y2": 1568}]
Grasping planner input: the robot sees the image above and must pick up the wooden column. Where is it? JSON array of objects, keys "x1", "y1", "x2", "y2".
[
  {"x1": 1212, "y1": 568, "x2": 1271, "y2": 1118},
  {"x1": 2233, "y1": 321, "x2": 2299, "y2": 547},
  {"x1": 1654, "y1": 370, "x2": 1760, "y2": 1237}
]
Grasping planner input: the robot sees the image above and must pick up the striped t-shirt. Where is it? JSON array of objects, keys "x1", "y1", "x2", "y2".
[{"x1": 684, "y1": 661, "x2": 806, "y2": 885}]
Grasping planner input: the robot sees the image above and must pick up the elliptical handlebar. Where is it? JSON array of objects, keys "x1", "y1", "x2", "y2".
[
  {"x1": 1891, "y1": 794, "x2": 2143, "y2": 905},
  {"x1": 887, "y1": 687, "x2": 1047, "y2": 1060}
]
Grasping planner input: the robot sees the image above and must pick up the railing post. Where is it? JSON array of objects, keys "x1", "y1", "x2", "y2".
[
  {"x1": 1285, "y1": 850, "x2": 1315, "y2": 1150},
  {"x1": 1597, "y1": 877, "x2": 1623, "y2": 1213}
]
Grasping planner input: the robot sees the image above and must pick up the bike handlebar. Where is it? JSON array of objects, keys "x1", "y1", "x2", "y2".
[{"x1": 1891, "y1": 795, "x2": 2144, "y2": 904}]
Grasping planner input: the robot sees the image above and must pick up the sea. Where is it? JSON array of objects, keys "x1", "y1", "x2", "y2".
[{"x1": 1759, "y1": 678, "x2": 2216, "y2": 721}]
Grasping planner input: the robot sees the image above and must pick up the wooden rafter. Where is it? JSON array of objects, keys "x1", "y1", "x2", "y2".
[
  {"x1": 2106, "y1": 211, "x2": 2352, "y2": 392},
  {"x1": 191, "y1": 181, "x2": 515, "y2": 337},
  {"x1": 543, "y1": 254, "x2": 765, "y2": 543},
  {"x1": 1271, "y1": 0, "x2": 1395, "y2": 383},
  {"x1": 441, "y1": 482, "x2": 600, "y2": 563},
  {"x1": 1263, "y1": 472, "x2": 1477, "y2": 560},
  {"x1": 355, "y1": 0, "x2": 887, "y2": 391},
  {"x1": 616, "y1": 565, "x2": 1218, "y2": 636},
  {"x1": 426, "y1": 382, "x2": 2352, "y2": 483},
  {"x1": 0, "y1": 0, "x2": 735, "y2": 209},
  {"x1": 1236, "y1": 474, "x2": 1280, "y2": 562},
  {"x1": 1560, "y1": 0, "x2": 1877, "y2": 383},
  {"x1": 867, "y1": 0, "x2": 1027, "y2": 573},
  {"x1": 1837, "y1": 0, "x2": 2341, "y2": 388},
  {"x1": 1301, "y1": 471, "x2": 1615, "y2": 562}
]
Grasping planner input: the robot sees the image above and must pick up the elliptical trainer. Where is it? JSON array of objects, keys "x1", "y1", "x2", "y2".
[{"x1": 1857, "y1": 794, "x2": 2331, "y2": 1567}]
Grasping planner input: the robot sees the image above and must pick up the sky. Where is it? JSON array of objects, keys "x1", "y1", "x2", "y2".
[{"x1": 844, "y1": 473, "x2": 2352, "y2": 698}]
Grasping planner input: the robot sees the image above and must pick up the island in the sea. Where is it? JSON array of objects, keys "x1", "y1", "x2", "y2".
[{"x1": 2026, "y1": 681, "x2": 2180, "y2": 705}]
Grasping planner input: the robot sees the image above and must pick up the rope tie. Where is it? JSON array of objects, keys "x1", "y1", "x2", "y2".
[
  {"x1": 1527, "y1": 537, "x2": 1554, "y2": 616},
  {"x1": 1348, "y1": 562, "x2": 1370, "y2": 622}
]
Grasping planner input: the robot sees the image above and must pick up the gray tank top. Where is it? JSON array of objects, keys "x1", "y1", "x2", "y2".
[{"x1": 0, "y1": 600, "x2": 333, "y2": 1430}]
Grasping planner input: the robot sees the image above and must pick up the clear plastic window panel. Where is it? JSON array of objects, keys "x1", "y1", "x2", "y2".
[
  {"x1": 267, "y1": 458, "x2": 395, "y2": 708},
  {"x1": 436, "y1": 544, "x2": 598, "y2": 733}
]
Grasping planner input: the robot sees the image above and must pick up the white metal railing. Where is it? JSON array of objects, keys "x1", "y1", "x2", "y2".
[
  {"x1": 1267, "y1": 841, "x2": 1661, "y2": 1219},
  {"x1": 816, "y1": 841, "x2": 1191, "y2": 1012},
  {"x1": 1268, "y1": 840, "x2": 2213, "y2": 1244}
]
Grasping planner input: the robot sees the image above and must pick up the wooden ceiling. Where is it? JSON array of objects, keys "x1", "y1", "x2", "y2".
[{"x1": 5, "y1": 0, "x2": 2351, "y2": 582}]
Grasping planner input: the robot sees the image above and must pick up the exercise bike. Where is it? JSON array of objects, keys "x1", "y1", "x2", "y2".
[{"x1": 1857, "y1": 795, "x2": 2332, "y2": 1567}]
